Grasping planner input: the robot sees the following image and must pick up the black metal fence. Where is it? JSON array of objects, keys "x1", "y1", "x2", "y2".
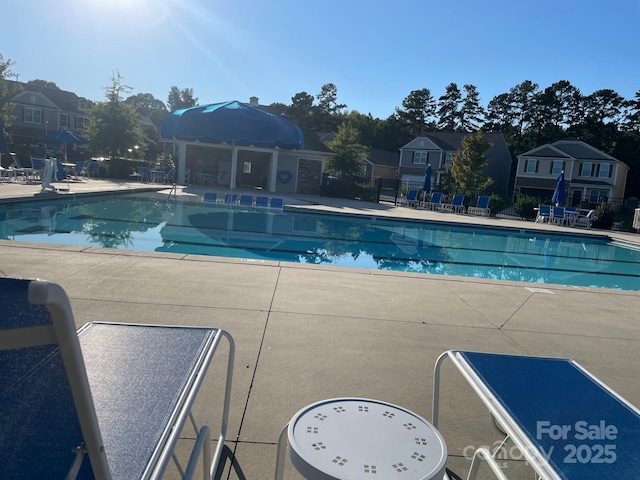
[{"x1": 320, "y1": 174, "x2": 505, "y2": 206}]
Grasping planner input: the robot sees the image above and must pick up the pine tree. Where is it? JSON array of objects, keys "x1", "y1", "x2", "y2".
[
  {"x1": 459, "y1": 84, "x2": 485, "y2": 132},
  {"x1": 437, "y1": 83, "x2": 462, "y2": 131}
]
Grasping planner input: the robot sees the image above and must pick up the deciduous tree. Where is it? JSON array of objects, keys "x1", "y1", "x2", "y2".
[
  {"x1": 326, "y1": 123, "x2": 368, "y2": 176},
  {"x1": 86, "y1": 71, "x2": 146, "y2": 158},
  {"x1": 0, "y1": 53, "x2": 21, "y2": 123},
  {"x1": 450, "y1": 130, "x2": 493, "y2": 194}
]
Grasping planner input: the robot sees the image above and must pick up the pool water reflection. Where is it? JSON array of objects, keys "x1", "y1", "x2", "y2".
[{"x1": 1, "y1": 193, "x2": 639, "y2": 291}]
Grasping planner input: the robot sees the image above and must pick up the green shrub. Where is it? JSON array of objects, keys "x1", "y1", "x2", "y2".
[
  {"x1": 514, "y1": 194, "x2": 541, "y2": 220},
  {"x1": 488, "y1": 194, "x2": 507, "y2": 217},
  {"x1": 592, "y1": 202, "x2": 615, "y2": 229}
]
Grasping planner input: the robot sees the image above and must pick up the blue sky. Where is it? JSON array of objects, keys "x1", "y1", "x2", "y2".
[{"x1": 3, "y1": 0, "x2": 639, "y2": 119}]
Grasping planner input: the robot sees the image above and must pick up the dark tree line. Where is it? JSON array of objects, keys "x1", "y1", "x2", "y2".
[{"x1": 271, "y1": 80, "x2": 640, "y2": 198}]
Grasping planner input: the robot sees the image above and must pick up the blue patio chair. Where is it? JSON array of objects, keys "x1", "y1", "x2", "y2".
[
  {"x1": 73, "y1": 161, "x2": 86, "y2": 179},
  {"x1": 535, "y1": 204, "x2": 552, "y2": 223},
  {"x1": 135, "y1": 166, "x2": 150, "y2": 182},
  {"x1": 402, "y1": 189, "x2": 419, "y2": 208},
  {"x1": 203, "y1": 192, "x2": 217, "y2": 204},
  {"x1": 30, "y1": 156, "x2": 45, "y2": 181},
  {"x1": 269, "y1": 197, "x2": 284, "y2": 210},
  {"x1": 426, "y1": 192, "x2": 444, "y2": 211},
  {"x1": 161, "y1": 168, "x2": 175, "y2": 184},
  {"x1": 55, "y1": 159, "x2": 69, "y2": 181},
  {"x1": 86, "y1": 161, "x2": 100, "y2": 179},
  {"x1": 239, "y1": 194, "x2": 254, "y2": 209},
  {"x1": 468, "y1": 196, "x2": 491, "y2": 217},
  {"x1": 441, "y1": 194, "x2": 465, "y2": 213},
  {"x1": 255, "y1": 195, "x2": 269, "y2": 209},
  {"x1": 551, "y1": 206, "x2": 566, "y2": 225},
  {"x1": 224, "y1": 193, "x2": 238, "y2": 206},
  {"x1": 9, "y1": 152, "x2": 34, "y2": 181},
  {"x1": 0, "y1": 277, "x2": 234, "y2": 480}
]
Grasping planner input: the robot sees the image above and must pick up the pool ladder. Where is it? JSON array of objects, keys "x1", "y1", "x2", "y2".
[{"x1": 167, "y1": 182, "x2": 177, "y2": 202}]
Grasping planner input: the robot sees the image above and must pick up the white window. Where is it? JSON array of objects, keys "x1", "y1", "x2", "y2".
[
  {"x1": 76, "y1": 116, "x2": 87, "y2": 130},
  {"x1": 25, "y1": 107, "x2": 42, "y2": 124},
  {"x1": 551, "y1": 161, "x2": 563, "y2": 175},
  {"x1": 525, "y1": 159, "x2": 538, "y2": 173},
  {"x1": 59, "y1": 113, "x2": 68, "y2": 128},
  {"x1": 598, "y1": 164, "x2": 611, "y2": 178},
  {"x1": 444, "y1": 152, "x2": 453, "y2": 167},
  {"x1": 589, "y1": 190, "x2": 608, "y2": 203},
  {"x1": 580, "y1": 162, "x2": 593, "y2": 177},
  {"x1": 413, "y1": 151, "x2": 427, "y2": 164}
]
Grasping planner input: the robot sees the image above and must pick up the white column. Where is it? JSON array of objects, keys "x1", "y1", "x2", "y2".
[
  {"x1": 230, "y1": 145, "x2": 238, "y2": 190},
  {"x1": 177, "y1": 143, "x2": 187, "y2": 185},
  {"x1": 269, "y1": 149, "x2": 279, "y2": 192}
]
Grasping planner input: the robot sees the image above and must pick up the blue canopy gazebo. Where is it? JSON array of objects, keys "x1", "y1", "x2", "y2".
[{"x1": 160, "y1": 101, "x2": 305, "y2": 190}]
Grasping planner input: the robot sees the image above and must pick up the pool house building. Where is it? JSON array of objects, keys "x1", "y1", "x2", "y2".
[{"x1": 160, "y1": 100, "x2": 333, "y2": 194}]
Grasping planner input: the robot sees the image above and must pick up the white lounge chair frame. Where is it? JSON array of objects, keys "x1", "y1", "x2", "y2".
[
  {"x1": 0, "y1": 278, "x2": 234, "y2": 480},
  {"x1": 468, "y1": 196, "x2": 491, "y2": 217}
]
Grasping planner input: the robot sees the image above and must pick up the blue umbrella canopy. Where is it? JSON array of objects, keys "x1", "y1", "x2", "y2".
[
  {"x1": 422, "y1": 165, "x2": 433, "y2": 192},
  {"x1": 552, "y1": 171, "x2": 566, "y2": 205},
  {"x1": 40, "y1": 128, "x2": 89, "y2": 145},
  {"x1": 160, "y1": 101, "x2": 304, "y2": 150}
]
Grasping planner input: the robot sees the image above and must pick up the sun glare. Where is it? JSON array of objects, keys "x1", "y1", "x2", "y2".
[{"x1": 86, "y1": 0, "x2": 170, "y2": 29}]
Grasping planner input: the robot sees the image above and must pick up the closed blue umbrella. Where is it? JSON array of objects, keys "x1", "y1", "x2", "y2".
[
  {"x1": 422, "y1": 165, "x2": 432, "y2": 192},
  {"x1": 552, "y1": 171, "x2": 566, "y2": 205}
]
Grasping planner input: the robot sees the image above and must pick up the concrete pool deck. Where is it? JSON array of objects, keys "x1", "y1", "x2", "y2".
[{"x1": 1, "y1": 179, "x2": 639, "y2": 479}]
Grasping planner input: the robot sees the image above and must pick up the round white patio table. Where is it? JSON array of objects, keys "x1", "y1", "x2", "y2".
[{"x1": 274, "y1": 397, "x2": 447, "y2": 480}]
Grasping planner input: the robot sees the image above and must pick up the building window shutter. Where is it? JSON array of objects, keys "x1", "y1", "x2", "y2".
[
  {"x1": 609, "y1": 165, "x2": 613, "y2": 178},
  {"x1": 596, "y1": 164, "x2": 600, "y2": 177},
  {"x1": 591, "y1": 164, "x2": 596, "y2": 177},
  {"x1": 535, "y1": 160, "x2": 539, "y2": 173},
  {"x1": 549, "y1": 163, "x2": 553, "y2": 174},
  {"x1": 411, "y1": 151, "x2": 415, "y2": 164}
]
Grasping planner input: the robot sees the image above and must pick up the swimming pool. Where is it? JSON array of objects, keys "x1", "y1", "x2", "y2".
[{"x1": 1, "y1": 192, "x2": 639, "y2": 291}]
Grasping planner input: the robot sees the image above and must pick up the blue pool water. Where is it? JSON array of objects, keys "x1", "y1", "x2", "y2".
[{"x1": 1, "y1": 192, "x2": 639, "y2": 291}]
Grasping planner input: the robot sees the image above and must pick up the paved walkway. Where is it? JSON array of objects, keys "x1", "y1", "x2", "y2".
[{"x1": 1, "y1": 179, "x2": 639, "y2": 479}]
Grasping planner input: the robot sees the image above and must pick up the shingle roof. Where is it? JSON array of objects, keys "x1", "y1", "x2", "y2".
[
  {"x1": 299, "y1": 129, "x2": 334, "y2": 153},
  {"x1": 551, "y1": 140, "x2": 613, "y2": 161},
  {"x1": 409, "y1": 131, "x2": 505, "y2": 151},
  {"x1": 519, "y1": 145, "x2": 570, "y2": 158},
  {"x1": 10, "y1": 80, "x2": 88, "y2": 114},
  {"x1": 367, "y1": 148, "x2": 399, "y2": 167}
]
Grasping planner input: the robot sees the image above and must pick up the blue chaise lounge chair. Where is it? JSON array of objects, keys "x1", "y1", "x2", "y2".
[
  {"x1": 468, "y1": 196, "x2": 491, "y2": 217},
  {"x1": 0, "y1": 277, "x2": 234, "y2": 480},
  {"x1": 433, "y1": 350, "x2": 640, "y2": 480},
  {"x1": 426, "y1": 192, "x2": 444, "y2": 211},
  {"x1": 441, "y1": 194, "x2": 465, "y2": 213}
]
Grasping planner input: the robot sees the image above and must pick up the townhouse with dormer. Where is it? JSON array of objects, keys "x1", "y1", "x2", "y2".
[{"x1": 515, "y1": 139, "x2": 629, "y2": 205}]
